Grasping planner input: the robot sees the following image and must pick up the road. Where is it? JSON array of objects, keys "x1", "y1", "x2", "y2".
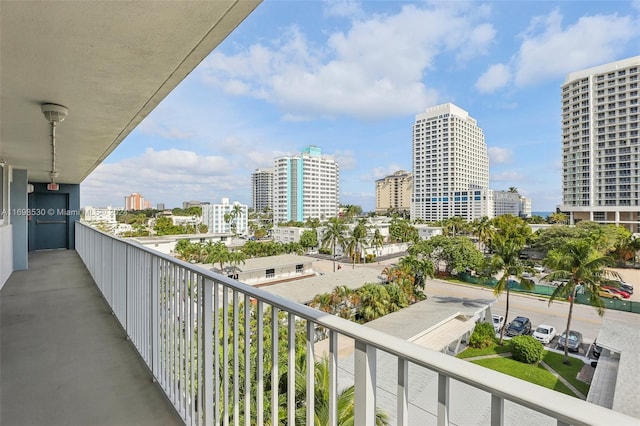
[{"x1": 423, "y1": 277, "x2": 640, "y2": 348}]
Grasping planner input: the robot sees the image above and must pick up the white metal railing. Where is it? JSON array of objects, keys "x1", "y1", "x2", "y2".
[{"x1": 75, "y1": 222, "x2": 638, "y2": 426}]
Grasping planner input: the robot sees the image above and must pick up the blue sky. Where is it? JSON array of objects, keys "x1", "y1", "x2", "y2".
[{"x1": 81, "y1": 0, "x2": 640, "y2": 212}]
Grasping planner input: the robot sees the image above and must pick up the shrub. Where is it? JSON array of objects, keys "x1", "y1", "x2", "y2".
[
  {"x1": 469, "y1": 322, "x2": 495, "y2": 349},
  {"x1": 510, "y1": 335, "x2": 545, "y2": 364}
]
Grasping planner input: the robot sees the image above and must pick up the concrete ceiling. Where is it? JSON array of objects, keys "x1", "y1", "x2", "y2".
[{"x1": 0, "y1": 0, "x2": 260, "y2": 184}]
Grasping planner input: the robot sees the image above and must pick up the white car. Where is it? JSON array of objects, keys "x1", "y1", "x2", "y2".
[
  {"x1": 533, "y1": 324, "x2": 557, "y2": 345},
  {"x1": 492, "y1": 314, "x2": 505, "y2": 333}
]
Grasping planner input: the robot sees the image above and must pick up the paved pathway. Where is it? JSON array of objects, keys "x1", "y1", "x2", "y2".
[{"x1": 463, "y1": 353, "x2": 587, "y2": 399}]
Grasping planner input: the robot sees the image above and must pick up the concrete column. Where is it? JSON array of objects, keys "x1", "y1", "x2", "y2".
[{"x1": 10, "y1": 169, "x2": 27, "y2": 270}]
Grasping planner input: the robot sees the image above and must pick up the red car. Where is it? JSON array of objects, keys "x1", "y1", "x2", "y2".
[{"x1": 602, "y1": 286, "x2": 630, "y2": 299}]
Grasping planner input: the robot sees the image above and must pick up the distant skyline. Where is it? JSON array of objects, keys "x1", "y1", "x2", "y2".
[{"x1": 80, "y1": 0, "x2": 640, "y2": 212}]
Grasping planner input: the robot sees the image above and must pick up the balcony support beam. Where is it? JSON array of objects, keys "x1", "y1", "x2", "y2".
[
  {"x1": 491, "y1": 394, "x2": 504, "y2": 426},
  {"x1": 397, "y1": 358, "x2": 409, "y2": 426},
  {"x1": 438, "y1": 373, "x2": 449, "y2": 426},
  {"x1": 354, "y1": 340, "x2": 376, "y2": 426}
]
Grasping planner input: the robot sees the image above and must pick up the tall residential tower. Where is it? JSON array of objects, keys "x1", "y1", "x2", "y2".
[
  {"x1": 251, "y1": 168, "x2": 273, "y2": 212},
  {"x1": 560, "y1": 56, "x2": 639, "y2": 232},
  {"x1": 411, "y1": 103, "x2": 489, "y2": 222},
  {"x1": 273, "y1": 146, "x2": 339, "y2": 224},
  {"x1": 375, "y1": 170, "x2": 412, "y2": 215}
]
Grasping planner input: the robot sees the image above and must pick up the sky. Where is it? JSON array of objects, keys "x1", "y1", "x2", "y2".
[{"x1": 80, "y1": 0, "x2": 640, "y2": 212}]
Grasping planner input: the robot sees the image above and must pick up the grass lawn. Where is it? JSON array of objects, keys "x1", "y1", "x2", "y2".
[
  {"x1": 456, "y1": 340, "x2": 511, "y2": 359},
  {"x1": 543, "y1": 351, "x2": 590, "y2": 396},
  {"x1": 471, "y1": 357, "x2": 576, "y2": 397}
]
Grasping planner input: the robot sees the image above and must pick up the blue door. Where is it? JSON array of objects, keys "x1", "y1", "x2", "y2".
[{"x1": 34, "y1": 193, "x2": 69, "y2": 250}]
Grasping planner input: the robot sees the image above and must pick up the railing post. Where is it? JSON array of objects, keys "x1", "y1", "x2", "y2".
[
  {"x1": 397, "y1": 358, "x2": 409, "y2": 426},
  {"x1": 202, "y1": 278, "x2": 213, "y2": 425},
  {"x1": 438, "y1": 373, "x2": 449, "y2": 426},
  {"x1": 328, "y1": 330, "x2": 338, "y2": 426},
  {"x1": 151, "y1": 256, "x2": 159, "y2": 380},
  {"x1": 354, "y1": 340, "x2": 376, "y2": 426},
  {"x1": 491, "y1": 394, "x2": 504, "y2": 426},
  {"x1": 306, "y1": 320, "x2": 314, "y2": 426}
]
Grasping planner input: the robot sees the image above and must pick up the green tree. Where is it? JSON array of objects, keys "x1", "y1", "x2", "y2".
[
  {"x1": 300, "y1": 230, "x2": 319, "y2": 252},
  {"x1": 356, "y1": 283, "x2": 391, "y2": 323},
  {"x1": 484, "y1": 233, "x2": 534, "y2": 344},
  {"x1": 228, "y1": 250, "x2": 246, "y2": 277},
  {"x1": 548, "y1": 212, "x2": 568, "y2": 224},
  {"x1": 471, "y1": 216, "x2": 494, "y2": 254},
  {"x1": 321, "y1": 218, "x2": 347, "y2": 272},
  {"x1": 205, "y1": 241, "x2": 230, "y2": 274},
  {"x1": 440, "y1": 216, "x2": 469, "y2": 237},
  {"x1": 543, "y1": 240, "x2": 620, "y2": 363},
  {"x1": 410, "y1": 235, "x2": 483, "y2": 277},
  {"x1": 370, "y1": 227, "x2": 385, "y2": 256},
  {"x1": 398, "y1": 254, "x2": 434, "y2": 290}
]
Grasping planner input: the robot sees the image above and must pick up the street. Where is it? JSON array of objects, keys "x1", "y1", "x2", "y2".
[{"x1": 424, "y1": 277, "x2": 640, "y2": 349}]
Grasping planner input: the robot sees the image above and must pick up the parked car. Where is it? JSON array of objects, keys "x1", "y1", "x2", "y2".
[
  {"x1": 606, "y1": 280, "x2": 634, "y2": 295},
  {"x1": 506, "y1": 316, "x2": 532, "y2": 337},
  {"x1": 592, "y1": 340, "x2": 602, "y2": 359},
  {"x1": 533, "y1": 265, "x2": 545, "y2": 273},
  {"x1": 601, "y1": 286, "x2": 630, "y2": 298},
  {"x1": 598, "y1": 288, "x2": 622, "y2": 299},
  {"x1": 532, "y1": 324, "x2": 557, "y2": 345},
  {"x1": 492, "y1": 314, "x2": 505, "y2": 333},
  {"x1": 558, "y1": 330, "x2": 583, "y2": 352}
]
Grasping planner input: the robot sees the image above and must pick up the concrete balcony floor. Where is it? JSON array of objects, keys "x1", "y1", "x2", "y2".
[{"x1": 1, "y1": 250, "x2": 182, "y2": 426}]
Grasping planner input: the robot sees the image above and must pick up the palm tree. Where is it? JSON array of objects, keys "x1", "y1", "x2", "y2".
[
  {"x1": 398, "y1": 254, "x2": 434, "y2": 290},
  {"x1": 543, "y1": 240, "x2": 620, "y2": 363},
  {"x1": 471, "y1": 216, "x2": 494, "y2": 254},
  {"x1": 548, "y1": 212, "x2": 568, "y2": 225},
  {"x1": 346, "y1": 219, "x2": 369, "y2": 267},
  {"x1": 227, "y1": 250, "x2": 246, "y2": 277},
  {"x1": 205, "y1": 241, "x2": 230, "y2": 274},
  {"x1": 484, "y1": 232, "x2": 534, "y2": 345},
  {"x1": 442, "y1": 216, "x2": 468, "y2": 237},
  {"x1": 293, "y1": 356, "x2": 390, "y2": 425},
  {"x1": 508, "y1": 186, "x2": 518, "y2": 193},
  {"x1": 321, "y1": 217, "x2": 347, "y2": 272},
  {"x1": 232, "y1": 204, "x2": 243, "y2": 236},
  {"x1": 357, "y1": 284, "x2": 391, "y2": 323},
  {"x1": 370, "y1": 227, "x2": 385, "y2": 257}
]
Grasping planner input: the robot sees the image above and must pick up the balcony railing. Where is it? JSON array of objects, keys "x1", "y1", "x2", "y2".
[{"x1": 75, "y1": 222, "x2": 637, "y2": 426}]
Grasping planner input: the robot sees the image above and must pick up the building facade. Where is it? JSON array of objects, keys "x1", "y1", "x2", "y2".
[
  {"x1": 411, "y1": 103, "x2": 490, "y2": 222},
  {"x1": 488, "y1": 190, "x2": 532, "y2": 218},
  {"x1": 82, "y1": 206, "x2": 118, "y2": 223},
  {"x1": 273, "y1": 146, "x2": 339, "y2": 224},
  {"x1": 560, "y1": 56, "x2": 640, "y2": 232},
  {"x1": 251, "y1": 168, "x2": 273, "y2": 212},
  {"x1": 201, "y1": 198, "x2": 248, "y2": 235},
  {"x1": 375, "y1": 170, "x2": 413, "y2": 214},
  {"x1": 124, "y1": 193, "x2": 150, "y2": 211}
]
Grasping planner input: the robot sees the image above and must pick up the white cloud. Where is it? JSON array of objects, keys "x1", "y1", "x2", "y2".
[
  {"x1": 200, "y1": 4, "x2": 496, "y2": 119},
  {"x1": 475, "y1": 63, "x2": 511, "y2": 93},
  {"x1": 322, "y1": 0, "x2": 363, "y2": 18},
  {"x1": 81, "y1": 148, "x2": 247, "y2": 208},
  {"x1": 360, "y1": 164, "x2": 408, "y2": 181},
  {"x1": 488, "y1": 147, "x2": 512, "y2": 164},
  {"x1": 514, "y1": 10, "x2": 639, "y2": 86},
  {"x1": 327, "y1": 149, "x2": 357, "y2": 170}
]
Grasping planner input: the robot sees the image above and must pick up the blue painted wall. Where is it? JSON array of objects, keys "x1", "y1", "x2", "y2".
[{"x1": 28, "y1": 183, "x2": 80, "y2": 251}]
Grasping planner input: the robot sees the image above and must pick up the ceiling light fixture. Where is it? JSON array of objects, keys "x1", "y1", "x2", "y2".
[{"x1": 41, "y1": 103, "x2": 68, "y2": 190}]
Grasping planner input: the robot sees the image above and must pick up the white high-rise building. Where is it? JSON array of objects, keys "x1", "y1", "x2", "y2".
[
  {"x1": 560, "y1": 56, "x2": 640, "y2": 233},
  {"x1": 251, "y1": 168, "x2": 273, "y2": 212},
  {"x1": 411, "y1": 103, "x2": 489, "y2": 222},
  {"x1": 202, "y1": 198, "x2": 248, "y2": 235},
  {"x1": 273, "y1": 146, "x2": 339, "y2": 224},
  {"x1": 488, "y1": 190, "x2": 531, "y2": 218}
]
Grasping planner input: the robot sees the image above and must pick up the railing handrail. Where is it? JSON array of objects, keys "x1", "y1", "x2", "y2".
[{"x1": 75, "y1": 222, "x2": 640, "y2": 426}]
